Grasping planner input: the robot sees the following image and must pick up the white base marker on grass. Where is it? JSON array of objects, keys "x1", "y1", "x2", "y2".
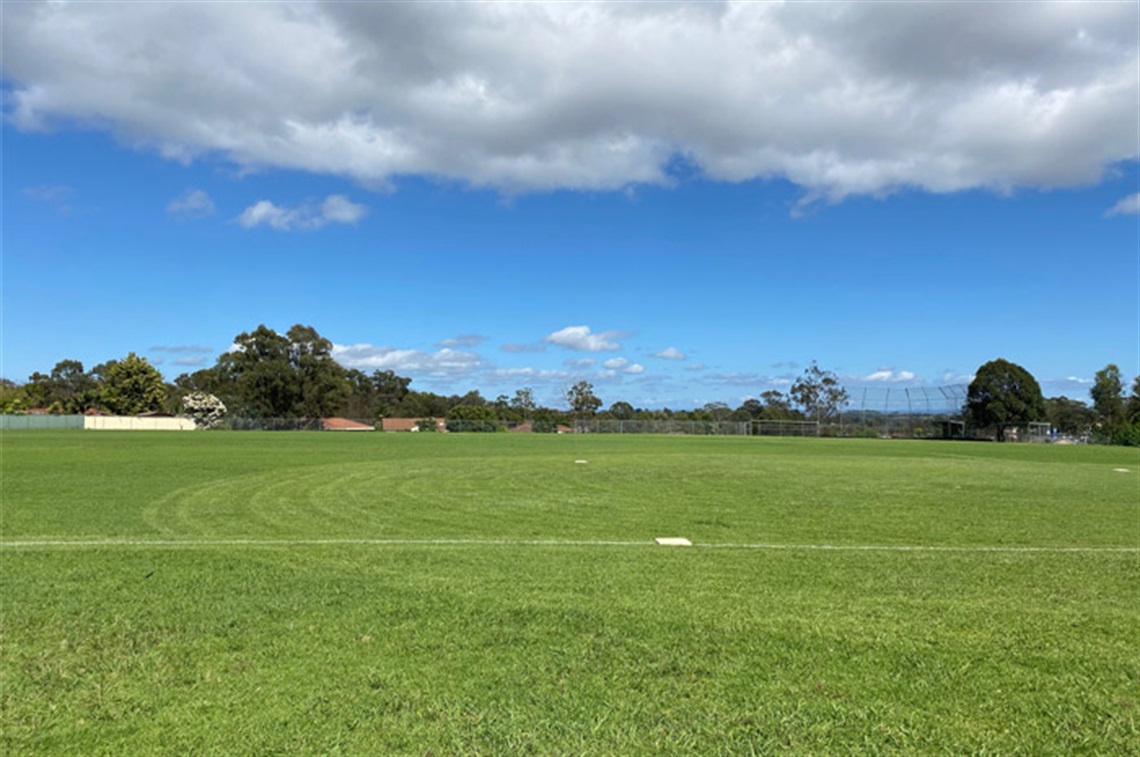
[
  {"x1": 655, "y1": 537, "x2": 692, "y2": 546},
  {"x1": 575, "y1": 460, "x2": 588, "y2": 464},
  {"x1": 1113, "y1": 468, "x2": 1130, "y2": 473}
]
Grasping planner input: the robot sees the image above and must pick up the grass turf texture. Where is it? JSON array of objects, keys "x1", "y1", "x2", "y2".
[{"x1": 1, "y1": 433, "x2": 1137, "y2": 754}]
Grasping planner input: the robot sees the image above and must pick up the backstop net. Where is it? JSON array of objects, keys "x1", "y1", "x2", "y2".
[{"x1": 835, "y1": 384, "x2": 968, "y2": 438}]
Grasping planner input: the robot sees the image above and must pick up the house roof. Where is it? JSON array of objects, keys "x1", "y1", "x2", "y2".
[
  {"x1": 381, "y1": 417, "x2": 445, "y2": 432},
  {"x1": 322, "y1": 417, "x2": 375, "y2": 431}
]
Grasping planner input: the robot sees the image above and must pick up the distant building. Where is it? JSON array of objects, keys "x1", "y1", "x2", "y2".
[
  {"x1": 380, "y1": 418, "x2": 445, "y2": 432},
  {"x1": 322, "y1": 417, "x2": 375, "y2": 431}
]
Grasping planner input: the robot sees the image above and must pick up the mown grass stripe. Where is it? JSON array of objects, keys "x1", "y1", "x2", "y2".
[{"x1": 2, "y1": 537, "x2": 1136, "y2": 553}]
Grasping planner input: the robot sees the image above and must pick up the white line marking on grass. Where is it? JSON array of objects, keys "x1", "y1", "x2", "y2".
[
  {"x1": 1, "y1": 538, "x2": 1136, "y2": 553},
  {"x1": 703, "y1": 543, "x2": 1140, "y2": 554}
]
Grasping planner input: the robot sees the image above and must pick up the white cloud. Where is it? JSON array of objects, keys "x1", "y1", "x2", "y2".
[
  {"x1": 166, "y1": 188, "x2": 215, "y2": 220},
  {"x1": 237, "y1": 194, "x2": 367, "y2": 231},
  {"x1": 1039, "y1": 376, "x2": 1096, "y2": 398},
  {"x1": 602, "y1": 357, "x2": 645, "y2": 375},
  {"x1": 493, "y1": 367, "x2": 569, "y2": 381},
  {"x1": 863, "y1": 368, "x2": 918, "y2": 383},
  {"x1": 237, "y1": 201, "x2": 292, "y2": 230},
  {"x1": 320, "y1": 194, "x2": 368, "y2": 224},
  {"x1": 564, "y1": 358, "x2": 597, "y2": 369},
  {"x1": 544, "y1": 325, "x2": 623, "y2": 352},
  {"x1": 332, "y1": 343, "x2": 484, "y2": 378},
  {"x1": 437, "y1": 334, "x2": 486, "y2": 348},
  {"x1": 1105, "y1": 193, "x2": 1140, "y2": 217},
  {"x1": 705, "y1": 372, "x2": 763, "y2": 387},
  {"x1": 652, "y1": 347, "x2": 686, "y2": 360},
  {"x1": 939, "y1": 370, "x2": 976, "y2": 385},
  {"x1": 6, "y1": 3, "x2": 1134, "y2": 202}
]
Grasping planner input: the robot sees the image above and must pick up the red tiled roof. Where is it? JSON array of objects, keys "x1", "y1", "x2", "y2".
[
  {"x1": 322, "y1": 417, "x2": 375, "y2": 431},
  {"x1": 381, "y1": 417, "x2": 445, "y2": 432}
]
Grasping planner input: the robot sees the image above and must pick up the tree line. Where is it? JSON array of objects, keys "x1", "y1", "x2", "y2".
[
  {"x1": 2, "y1": 323, "x2": 1137, "y2": 444},
  {"x1": 965, "y1": 358, "x2": 1140, "y2": 444}
]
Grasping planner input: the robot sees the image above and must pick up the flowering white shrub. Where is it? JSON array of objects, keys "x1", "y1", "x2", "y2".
[{"x1": 182, "y1": 392, "x2": 227, "y2": 429}]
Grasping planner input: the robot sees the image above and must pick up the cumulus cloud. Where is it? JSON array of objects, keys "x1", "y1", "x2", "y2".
[
  {"x1": 237, "y1": 195, "x2": 367, "y2": 231},
  {"x1": 5, "y1": 3, "x2": 1134, "y2": 202},
  {"x1": 564, "y1": 358, "x2": 597, "y2": 369},
  {"x1": 602, "y1": 357, "x2": 646, "y2": 375},
  {"x1": 544, "y1": 325, "x2": 623, "y2": 352},
  {"x1": 332, "y1": 343, "x2": 484, "y2": 378},
  {"x1": 1104, "y1": 193, "x2": 1140, "y2": 217},
  {"x1": 652, "y1": 347, "x2": 686, "y2": 360},
  {"x1": 939, "y1": 370, "x2": 976, "y2": 385},
  {"x1": 166, "y1": 188, "x2": 215, "y2": 220},
  {"x1": 863, "y1": 368, "x2": 918, "y2": 382}
]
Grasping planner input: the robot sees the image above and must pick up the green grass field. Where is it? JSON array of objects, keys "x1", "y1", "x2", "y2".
[{"x1": 2, "y1": 432, "x2": 1137, "y2": 754}]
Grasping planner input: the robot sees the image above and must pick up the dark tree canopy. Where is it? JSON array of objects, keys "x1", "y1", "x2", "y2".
[
  {"x1": 607, "y1": 400, "x2": 636, "y2": 421},
  {"x1": 1044, "y1": 396, "x2": 1094, "y2": 436},
  {"x1": 966, "y1": 358, "x2": 1045, "y2": 441},
  {"x1": 445, "y1": 404, "x2": 502, "y2": 432}
]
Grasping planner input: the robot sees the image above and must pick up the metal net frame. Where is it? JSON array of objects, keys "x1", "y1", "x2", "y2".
[{"x1": 834, "y1": 384, "x2": 968, "y2": 438}]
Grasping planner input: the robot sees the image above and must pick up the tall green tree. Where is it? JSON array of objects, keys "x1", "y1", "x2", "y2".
[
  {"x1": 102, "y1": 353, "x2": 168, "y2": 415},
  {"x1": 217, "y1": 325, "x2": 298, "y2": 418},
  {"x1": 566, "y1": 381, "x2": 602, "y2": 421},
  {"x1": 1090, "y1": 364, "x2": 1126, "y2": 439},
  {"x1": 372, "y1": 370, "x2": 413, "y2": 417},
  {"x1": 966, "y1": 358, "x2": 1045, "y2": 441},
  {"x1": 48, "y1": 360, "x2": 101, "y2": 413},
  {"x1": 287, "y1": 324, "x2": 349, "y2": 418},
  {"x1": 510, "y1": 387, "x2": 537, "y2": 420},
  {"x1": 195, "y1": 324, "x2": 353, "y2": 418},
  {"x1": 790, "y1": 362, "x2": 848, "y2": 423},
  {"x1": 608, "y1": 400, "x2": 636, "y2": 421},
  {"x1": 1128, "y1": 376, "x2": 1140, "y2": 425},
  {"x1": 0, "y1": 378, "x2": 32, "y2": 413},
  {"x1": 1044, "y1": 396, "x2": 1095, "y2": 437},
  {"x1": 24, "y1": 361, "x2": 102, "y2": 413}
]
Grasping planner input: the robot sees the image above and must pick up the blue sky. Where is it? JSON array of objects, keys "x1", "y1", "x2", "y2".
[{"x1": 3, "y1": 2, "x2": 1138, "y2": 409}]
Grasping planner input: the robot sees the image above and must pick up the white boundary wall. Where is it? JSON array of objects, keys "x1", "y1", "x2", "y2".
[{"x1": 84, "y1": 416, "x2": 196, "y2": 431}]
